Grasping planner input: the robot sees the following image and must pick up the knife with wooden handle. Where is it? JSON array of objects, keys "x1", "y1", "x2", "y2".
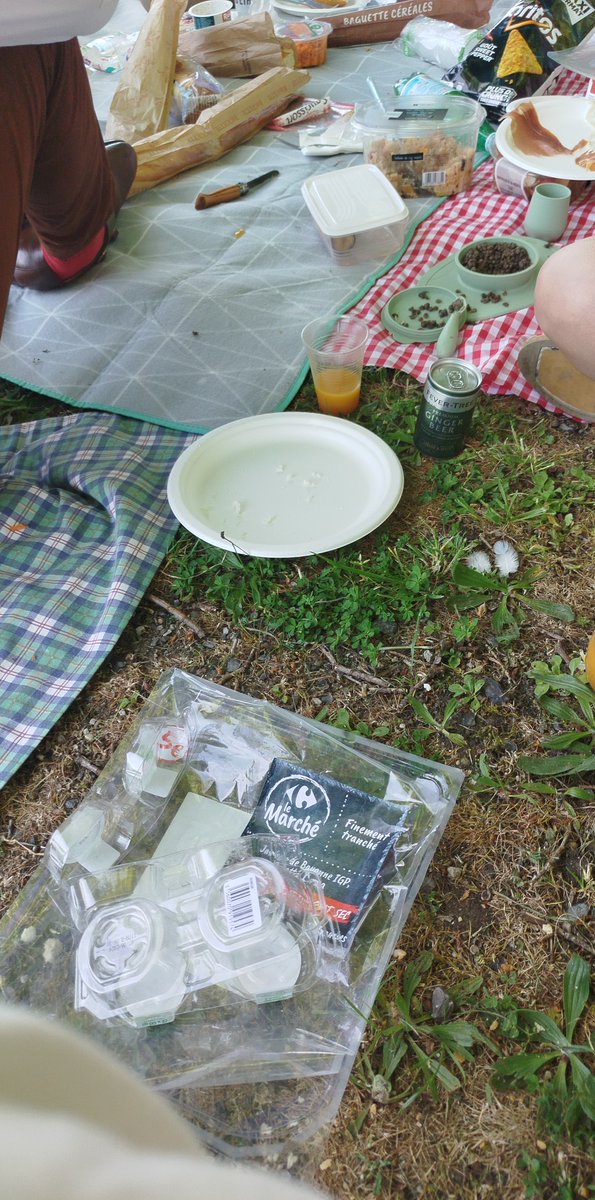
[{"x1": 194, "y1": 170, "x2": 279, "y2": 210}]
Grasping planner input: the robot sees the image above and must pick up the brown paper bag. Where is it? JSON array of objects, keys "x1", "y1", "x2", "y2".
[
  {"x1": 106, "y1": 0, "x2": 187, "y2": 143},
  {"x1": 129, "y1": 65, "x2": 309, "y2": 195},
  {"x1": 178, "y1": 12, "x2": 296, "y2": 77}
]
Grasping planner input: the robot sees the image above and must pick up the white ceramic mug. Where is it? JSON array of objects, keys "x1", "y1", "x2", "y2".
[
  {"x1": 523, "y1": 182, "x2": 571, "y2": 242},
  {"x1": 188, "y1": 0, "x2": 232, "y2": 27}
]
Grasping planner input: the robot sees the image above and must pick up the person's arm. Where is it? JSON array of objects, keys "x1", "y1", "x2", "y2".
[{"x1": 0, "y1": 0, "x2": 119, "y2": 47}]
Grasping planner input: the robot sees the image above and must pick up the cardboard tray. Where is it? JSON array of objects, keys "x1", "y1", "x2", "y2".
[{"x1": 324, "y1": 0, "x2": 491, "y2": 48}]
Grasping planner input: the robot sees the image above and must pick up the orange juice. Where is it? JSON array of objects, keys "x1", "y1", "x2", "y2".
[{"x1": 314, "y1": 367, "x2": 361, "y2": 415}]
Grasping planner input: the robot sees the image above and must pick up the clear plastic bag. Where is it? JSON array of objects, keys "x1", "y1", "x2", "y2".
[
  {"x1": 0, "y1": 670, "x2": 463, "y2": 1157},
  {"x1": 169, "y1": 62, "x2": 224, "y2": 127},
  {"x1": 80, "y1": 32, "x2": 139, "y2": 73},
  {"x1": 399, "y1": 17, "x2": 484, "y2": 71}
]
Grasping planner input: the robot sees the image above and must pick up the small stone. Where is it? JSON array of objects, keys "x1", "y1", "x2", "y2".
[
  {"x1": 370, "y1": 1074, "x2": 390, "y2": 1104},
  {"x1": 483, "y1": 677, "x2": 505, "y2": 704},
  {"x1": 431, "y1": 986, "x2": 454, "y2": 1023},
  {"x1": 447, "y1": 866, "x2": 463, "y2": 880},
  {"x1": 566, "y1": 902, "x2": 590, "y2": 921},
  {"x1": 42, "y1": 938, "x2": 63, "y2": 964},
  {"x1": 225, "y1": 657, "x2": 242, "y2": 674},
  {"x1": 319, "y1": 1160, "x2": 332, "y2": 1172},
  {"x1": 457, "y1": 711, "x2": 476, "y2": 730},
  {"x1": 542, "y1": 923, "x2": 554, "y2": 937},
  {"x1": 20, "y1": 926, "x2": 37, "y2": 945},
  {"x1": 420, "y1": 874, "x2": 436, "y2": 894}
]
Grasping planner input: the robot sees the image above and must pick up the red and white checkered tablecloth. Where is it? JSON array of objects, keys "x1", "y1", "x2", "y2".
[{"x1": 353, "y1": 70, "x2": 595, "y2": 418}]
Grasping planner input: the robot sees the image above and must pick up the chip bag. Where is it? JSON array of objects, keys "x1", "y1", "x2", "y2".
[{"x1": 444, "y1": 0, "x2": 595, "y2": 122}]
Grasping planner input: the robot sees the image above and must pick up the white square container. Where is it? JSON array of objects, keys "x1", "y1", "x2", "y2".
[{"x1": 302, "y1": 163, "x2": 409, "y2": 266}]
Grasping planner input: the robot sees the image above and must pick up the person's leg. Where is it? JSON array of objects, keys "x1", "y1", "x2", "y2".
[
  {"x1": 23, "y1": 39, "x2": 130, "y2": 257},
  {"x1": 533, "y1": 238, "x2": 595, "y2": 380},
  {"x1": 0, "y1": 40, "x2": 135, "y2": 331},
  {"x1": 0, "y1": 43, "x2": 45, "y2": 329},
  {"x1": 518, "y1": 238, "x2": 595, "y2": 422}
]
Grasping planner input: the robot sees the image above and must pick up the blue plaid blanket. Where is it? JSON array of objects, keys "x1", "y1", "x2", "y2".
[{"x1": 0, "y1": 410, "x2": 192, "y2": 788}]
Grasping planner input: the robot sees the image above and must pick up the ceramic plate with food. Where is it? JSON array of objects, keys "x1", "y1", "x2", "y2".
[{"x1": 495, "y1": 95, "x2": 595, "y2": 181}]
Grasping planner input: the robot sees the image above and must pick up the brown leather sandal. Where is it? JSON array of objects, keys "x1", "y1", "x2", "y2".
[{"x1": 518, "y1": 336, "x2": 595, "y2": 424}]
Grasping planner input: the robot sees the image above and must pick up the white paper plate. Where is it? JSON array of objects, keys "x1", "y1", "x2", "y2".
[
  {"x1": 495, "y1": 95, "x2": 595, "y2": 181},
  {"x1": 167, "y1": 412, "x2": 404, "y2": 558},
  {"x1": 273, "y1": 0, "x2": 364, "y2": 16}
]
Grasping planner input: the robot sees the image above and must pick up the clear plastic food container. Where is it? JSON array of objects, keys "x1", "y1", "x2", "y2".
[
  {"x1": 72, "y1": 836, "x2": 331, "y2": 1026},
  {"x1": 302, "y1": 163, "x2": 409, "y2": 266},
  {"x1": 354, "y1": 95, "x2": 485, "y2": 198}
]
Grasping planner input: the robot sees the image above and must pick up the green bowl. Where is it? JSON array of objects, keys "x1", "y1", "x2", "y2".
[
  {"x1": 455, "y1": 236, "x2": 539, "y2": 293},
  {"x1": 381, "y1": 286, "x2": 466, "y2": 344}
]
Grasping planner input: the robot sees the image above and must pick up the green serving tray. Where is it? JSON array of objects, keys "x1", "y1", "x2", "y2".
[{"x1": 418, "y1": 235, "x2": 557, "y2": 323}]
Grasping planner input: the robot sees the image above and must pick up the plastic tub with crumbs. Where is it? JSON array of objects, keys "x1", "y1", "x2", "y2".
[{"x1": 354, "y1": 95, "x2": 485, "y2": 198}]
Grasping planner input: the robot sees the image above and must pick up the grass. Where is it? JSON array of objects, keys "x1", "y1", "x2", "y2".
[
  {"x1": 1, "y1": 370, "x2": 594, "y2": 1200},
  {"x1": 166, "y1": 371, "x2": 594, "y2": 671}
]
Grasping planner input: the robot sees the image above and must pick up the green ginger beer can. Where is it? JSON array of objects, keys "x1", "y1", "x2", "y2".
[{"x1": 414, "y1": 359, "x2": 482, "y2": 459}]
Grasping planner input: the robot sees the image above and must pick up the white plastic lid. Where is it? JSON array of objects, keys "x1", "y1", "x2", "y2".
[{"x1": 302, "y1": 164, "x2": 409, "y2": 238}]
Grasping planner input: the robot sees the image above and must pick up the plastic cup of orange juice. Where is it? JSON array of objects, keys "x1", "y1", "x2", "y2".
[{"x1": 301, "y1": 315, "x2": 369, "y2": 416}]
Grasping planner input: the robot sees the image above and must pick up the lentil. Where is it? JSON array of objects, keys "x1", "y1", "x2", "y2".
[{"x1": 461, "y1": 241, "x2": 531, "y2": 275}]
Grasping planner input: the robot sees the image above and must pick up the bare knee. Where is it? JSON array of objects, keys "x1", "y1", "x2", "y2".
[
  {"x1": 534, "y1": 238, "x2": 595, "y2": 339},
  {"x1": 533, "y1": 237, "x2": 595, "y2": 379}
]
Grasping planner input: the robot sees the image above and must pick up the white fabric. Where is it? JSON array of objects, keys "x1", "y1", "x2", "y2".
[
  {"x1": 0, "y1": 1005, "x2": 325, "y2": 1200},
  {"x1": 0, "y1": 0, "x2": 118, "y2": 47}
]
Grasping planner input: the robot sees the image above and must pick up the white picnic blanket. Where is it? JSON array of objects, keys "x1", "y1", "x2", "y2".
[{"x1": 0, "y1": 0, "x2": 443, "y2": 431}]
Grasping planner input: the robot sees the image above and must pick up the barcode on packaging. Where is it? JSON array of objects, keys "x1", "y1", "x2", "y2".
[
  {"x1": 223, "y1": 872, "x2": 262, "y2": 937},
  {"x1": 422, "y1": 170, "x2": 447, "y2": 186}
]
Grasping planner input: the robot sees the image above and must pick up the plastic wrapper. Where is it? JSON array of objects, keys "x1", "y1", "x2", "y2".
[
  {"x1": 444, "y1": 0, "x2": 595, "y2": 123},
  {"x1": 169, "y1": 61, "x2": 224, "y2": 126},
  {"x1": 400, "y1": 16, "x2": 485, "y2": 71},
  {"x1": 80, "y1": 32, "x2": 139, "y2": 73},
  {"x1": 0, "y1": 670, "x2": 463, "y2": 1158}
]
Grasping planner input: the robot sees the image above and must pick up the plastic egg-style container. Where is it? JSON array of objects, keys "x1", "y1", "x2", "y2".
[
  {"x1": 302, "y1": 163, "x2": 409, "y2": 266},
  {"x1": 354, "y1": 95, "x2": 485, "y2": 198},
  {"x1": 275, "y1": 20, "x2": 332, "y2": 67}
]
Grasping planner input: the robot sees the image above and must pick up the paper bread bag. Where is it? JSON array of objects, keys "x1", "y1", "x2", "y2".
[
  {"x1": 178, "y1": 12, "x2": 297, "y2": 76},
  {"x1": 107, "y1": 0, "x2": 187, "y2": 143},
  {"x1": 129, "y1": 66, "x2": 309, "y2": 195}
]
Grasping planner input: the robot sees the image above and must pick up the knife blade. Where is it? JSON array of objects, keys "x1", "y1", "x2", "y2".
[{"x1": 194, "y1": 170, "x2": 279, "y2": 210}]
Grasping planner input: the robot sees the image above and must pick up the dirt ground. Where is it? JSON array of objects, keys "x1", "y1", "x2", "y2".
[{"x1": 0, "y1": 386, "x2": 593, "y2": 1200}]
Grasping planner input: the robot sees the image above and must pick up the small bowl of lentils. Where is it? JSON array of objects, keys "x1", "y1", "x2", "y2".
[
  {"x1": 381, "y1": 286, "x2": 467, "y2": 344},
  {"x1": 455, "y1": 236, "x2": 539, "y2": 293}
]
